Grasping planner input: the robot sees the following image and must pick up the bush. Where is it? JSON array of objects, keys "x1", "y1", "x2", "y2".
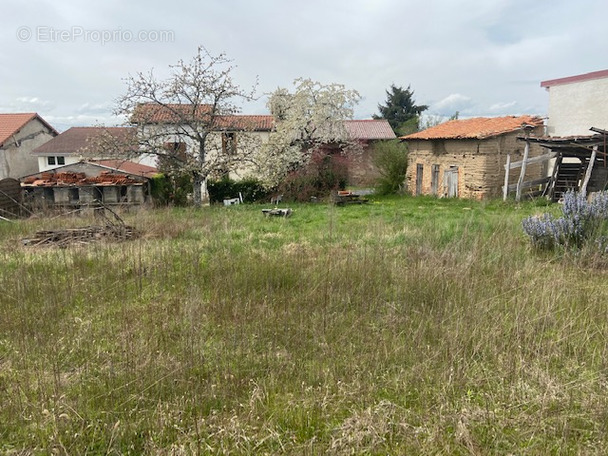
[
  {"x1": 522, "y1": 190, "x2": 608, "y2": 250},
  {"x1": 278, "y1": 151, "x2": 348, "y2": 202},
  {"x1": 372, "y1": 140, "x2": 408, "y2": 195},
  {"x1": 207, "y1": 177, "x2": 271, "y2": 204},
  {"x1": 149, "y1": 173, "x2": 192, "y2": 206}
]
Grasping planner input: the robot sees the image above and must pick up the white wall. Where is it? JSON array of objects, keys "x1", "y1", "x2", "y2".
[
  {"x1": 139, "y1": 125, "x2": 269, "y2": 178},
  {"x1": 37, "y1": 155, "x2": 81, "y2": 172},
  {"x1": 546, "y1": 76, "x2": 608, "y2": 136}
]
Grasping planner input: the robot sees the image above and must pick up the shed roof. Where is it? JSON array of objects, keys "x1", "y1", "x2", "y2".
[
  {"x1": 32, "y1": 126, "x2": 136, "y2": 156},
  {"x1": 92, "y1": 159, "x2": 158, "y2": 178},
  {"x1": 344, "y1": 119, "x2": 396, "y2": 140},
  {"x1": 0, "y1": 113, "x2": 58, "y2": 147},
  {"x1": 401, "y1": 115, "x2": 544, "y2": 141},
  {"x1": 21, "y1": 161, "x2": 153, "y2": 186}
]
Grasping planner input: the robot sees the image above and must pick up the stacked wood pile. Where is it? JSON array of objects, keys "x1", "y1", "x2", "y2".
[
  {"x1": 22, "y1": 224, "x2": 139, "y2": 247},
  {"x1": 331, "y1": 190, "x2": 369, "y2": 206}
]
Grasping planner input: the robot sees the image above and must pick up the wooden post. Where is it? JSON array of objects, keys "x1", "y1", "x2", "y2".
[
  {"x1": 503, "y1": 154, "x2": 511, "y2": 201},
  {"x1": 516, "y1": 140, "x2": 530, "y2": 202},
  {"x1": 580, "y1": 145, "x2": 598, "y2": 197}
]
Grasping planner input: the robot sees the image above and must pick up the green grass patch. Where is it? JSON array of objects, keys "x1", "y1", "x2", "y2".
[{"x1": 1, "y1": 195, "x2": 608, "y2": 453}]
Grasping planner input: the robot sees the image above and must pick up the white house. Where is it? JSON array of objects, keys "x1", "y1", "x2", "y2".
[
  {"x1": 541, "y1": 69, "x2": 608, "y2": 136},
  {"x1": 130, "y1": 103, "x2": 274, "y2": 180},
  {"x1": 0, "y1": 113, "x2": 57, "y2": 179},
  {"x1": 31, "y1": 126, "x2": 145, "y2": 172},
  {"x1": 131, "y1": 104, "x2": 396, "y2": 185},
  {"x1": 531, "y1": 70, "x2": 608, "y2": 199}
]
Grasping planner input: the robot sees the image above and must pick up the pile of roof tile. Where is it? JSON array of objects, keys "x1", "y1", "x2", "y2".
[{"x1": 22, "y1": 171, "x2": 141, "y2": 187}]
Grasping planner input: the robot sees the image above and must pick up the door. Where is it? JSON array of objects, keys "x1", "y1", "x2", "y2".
[
  {"x1": 443, "y1": 166, "x2": 459, "y2": 197},
  {"x1": 416, "y1": 164, "x2": 424, "y2": 196},
  {"x1": 431, "y1": 164, "x2": 440, "y2": 196}
]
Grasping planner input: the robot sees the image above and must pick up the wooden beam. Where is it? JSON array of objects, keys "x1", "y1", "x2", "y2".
[
  {"x1": 580, "y1": 145, "x2": 598, "y2": 197},
  {"x1": 507, "y1": 177, "x2": 551, "y2": 192},
  {"x1": 504, "y1": 152, "x2": 556, "y2": 170},
  {"x1": 503, "y1": 154, "x2": 511, "y2": 201},
  {"x1": 516, "y1": 140, "x2": 530, "y2": 202}
]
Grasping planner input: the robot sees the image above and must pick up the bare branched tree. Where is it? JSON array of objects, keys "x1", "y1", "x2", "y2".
[
  {"x1": 114, "y1": 46, "x2": 259, "y2": 206},
  {"x1": 261, "y1": 79, "x2": 361, "y2": 185}
]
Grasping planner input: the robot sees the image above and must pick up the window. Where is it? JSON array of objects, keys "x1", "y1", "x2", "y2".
[
  {"x1": 47, "y1": 156, "x2": 66, "y2": 166},
  {"x1": 163, "y1": 142, "x2": 187, "y2": 160},
  {"x1": 222, "y1": 132, "x2": 237, "y2": 155}
]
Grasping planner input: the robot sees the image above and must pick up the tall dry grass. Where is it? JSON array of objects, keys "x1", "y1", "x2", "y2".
[{"x1": 1, "y1": 197, "x2": 607, "y2": 454}]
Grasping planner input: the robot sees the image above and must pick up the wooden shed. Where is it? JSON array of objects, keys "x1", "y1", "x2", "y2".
[
  {"x1": 401, "y1": 115, "x2": 546, "y2": 199},
  {"x1": 20, "y1": 161, "x2": 157, "y2": 211},
  {"x1": 524, "y1": 128, "x2": 608, "y2": 201},
  {"x1": 0, "y1": 178, "x2": 22, "y2": 218}
]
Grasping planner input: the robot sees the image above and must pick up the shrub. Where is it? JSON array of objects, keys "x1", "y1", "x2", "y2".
[
  {"x1": 207, "y1": 177, "x2": 271, "y2": 204},
  {"x1": 149, "y1": 173, "x2": 192, "y2": 206},
  {"x1": 372, "y1": 140, "x2": 408, "y2": 195},
  {"x1": 277, "y1": 151, "x2": 348, "y2": 202},
  {"x1": 522, "y1": 190, "x2": 608, "y2": 250}
]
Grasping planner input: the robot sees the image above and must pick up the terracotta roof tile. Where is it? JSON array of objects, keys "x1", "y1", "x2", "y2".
[
  {"x1": 401, "y1": 115, "x2": 544, "y2": 141},
  {"x1": 0, "y1": 113, "x2": 57, "y2": 147},
  {"x1": 93, "y1": 159, "x2": 158, "y2": 178},
  {"x1": 215, "y1": 115, "x2": 274, "y2": 131},
  {"x1": 132, "y1": 103, "x2": 213, "y2": 123},
  {"x1": 345, "y1": 119, "x2": 396, "y2": 140},
  {"x1": 132, "y1": 103, "x2": 274, "y2": 131}
]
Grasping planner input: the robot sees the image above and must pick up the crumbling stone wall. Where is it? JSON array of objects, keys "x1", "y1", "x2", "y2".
[{"x1": 405, "y1": 132, "x2": 546, "y2": 199}]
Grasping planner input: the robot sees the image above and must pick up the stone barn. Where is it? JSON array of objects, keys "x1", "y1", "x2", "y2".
[{"x1": 401, "y1": 115, "x2": 546, "y2": 199}]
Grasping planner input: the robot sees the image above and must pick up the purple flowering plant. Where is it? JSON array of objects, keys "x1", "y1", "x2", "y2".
[{"x1": 522, "y1": 190, "x2": 608, "y2": 250}]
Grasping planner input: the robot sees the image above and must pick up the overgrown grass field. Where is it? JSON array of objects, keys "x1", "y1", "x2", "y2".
[{"x1": 1, "y1": 196, "x2": 608, "y2": 454}]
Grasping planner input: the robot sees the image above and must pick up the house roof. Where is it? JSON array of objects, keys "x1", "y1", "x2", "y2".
[
  {"x1": 132, "y1": 103, "x2": 212, "y2": 123},
  {"x1": 0, "y1": 113, "x2": 58, "y2": 147},
  {"x1": 344, "y1": 119, "x2": 396, "y2": 140},
  {"x1": 132, "y1": 103, "x2": 274, "y2": 131},
  {"x1": 32, "y1": 126, "x2": 136, "y2": 156},
  {"x1": 540, "y1": 69, "x2": 608, "y2": 88},
  {"x1": 92, "y1": 159, "x2": 158, "y2": 178},
  {"x1": 401, "y1": 115, "x2": 544, "y2": 141}
]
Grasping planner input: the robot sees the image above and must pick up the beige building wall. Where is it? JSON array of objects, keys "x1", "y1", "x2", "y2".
[
  {"x1": 0, "y1": 118, "x2": 56, "y2": 179},
  {"x1": 546, "y1": 76, "x2": 608, "y2": 136},
  {"x1": 141, "y1": 125, "x2": 269, "y2": 180},
  {"x1": 405, "y1": 132, "x2": 546, "y2": 199}
]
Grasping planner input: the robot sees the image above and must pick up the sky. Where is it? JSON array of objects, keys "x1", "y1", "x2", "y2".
[{"x1": 3, "y1": 0, "x2": 608, "y2": 132}]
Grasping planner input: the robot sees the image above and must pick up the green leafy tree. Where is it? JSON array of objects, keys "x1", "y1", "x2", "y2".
[
  {"x1": 372, "y1": 140, "x2": 409, "y2": 195},
  {"x1": 373, "y1": 84, "x2": 428, "y2": 136}
]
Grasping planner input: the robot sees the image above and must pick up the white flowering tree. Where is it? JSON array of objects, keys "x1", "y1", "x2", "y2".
[
  {"x1": 261, "y1": 79, "x2": 361, "y2": 185},
  {"x1": 114, "y1": 46, "x2": 258, "y2": 206}
]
